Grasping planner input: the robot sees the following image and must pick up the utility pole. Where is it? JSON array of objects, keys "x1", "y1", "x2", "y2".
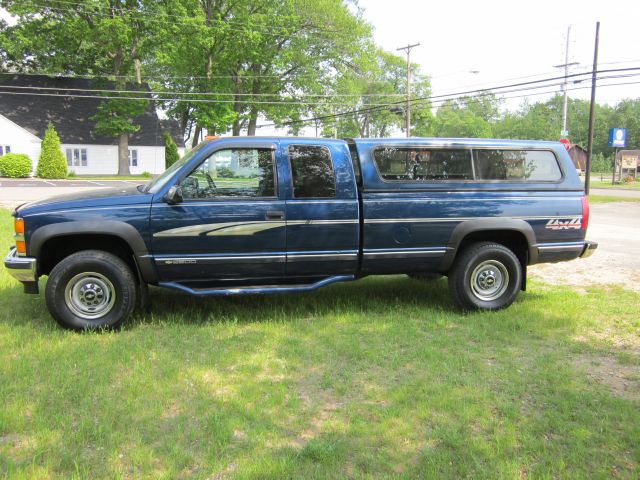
[
  {"x1": 585, "y1": 21, "x2": 600, "y2": 196},
  {"x1": 553, "y1": 26, "x2": 579, "y2": 138},
  {"x1": 397, "y1": 42, "x2": 420, "y2": 137}
]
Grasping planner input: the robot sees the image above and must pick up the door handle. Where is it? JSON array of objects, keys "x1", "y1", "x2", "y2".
[{"x1": 265, "y1": 211, "x2": 285, "y2": 220}]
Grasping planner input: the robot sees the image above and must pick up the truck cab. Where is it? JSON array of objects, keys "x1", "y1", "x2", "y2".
[{"x1": 5, "y1": 136, "x2": 597, "y2": 330}]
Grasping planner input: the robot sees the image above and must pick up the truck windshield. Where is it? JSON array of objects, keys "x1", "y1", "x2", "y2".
[{"x1": 145, "y1": 142, "x2": 208, "y2": 194}]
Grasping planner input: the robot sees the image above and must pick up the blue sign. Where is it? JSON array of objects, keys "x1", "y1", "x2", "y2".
[{"x1": 608, "y1": 128, "x2": 627, "y2": 148}]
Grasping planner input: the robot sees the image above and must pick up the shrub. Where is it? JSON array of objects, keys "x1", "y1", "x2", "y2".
[
  {"x1": 141, "y1": 171, "x2": 152, "y2": 178},
  {"x1": 0, "y1": 153, "x2": 32, "y2": 178},
  {"x1": 37, "y1": 123, "x2": 68, "y2": 179},
  {"x1": 217, "y1": 166, "x2": 235, "y2": 178},
  {"x1": 164, "y1": 131, "x2": 180, "y2": 168}
]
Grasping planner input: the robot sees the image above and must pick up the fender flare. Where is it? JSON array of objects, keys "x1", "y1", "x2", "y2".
[
  {"x1": 29, "y1": 221, "x2": 158, "y2": 283},
  {"x1": 439, "y1": 218, "x2": 538, "y2": 271}
]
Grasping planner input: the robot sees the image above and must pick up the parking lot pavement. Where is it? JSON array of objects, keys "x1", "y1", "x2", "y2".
[
  {"x1": 0, "y1": 178, "x2": 141, "y2": 188},
  {"x1": 0, "y1": 178, "x2": 144, "y2": 208}
]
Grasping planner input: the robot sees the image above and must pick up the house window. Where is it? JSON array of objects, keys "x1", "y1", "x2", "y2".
[
  {"x1": 66, "y1": 148, "x2": 88, "y2": 167},
  {"x1": 0, "y1": 145, "x2": 10, "y2": 156},
  {"x1": 128, "y1": 149, "x2": 138, "y2": 167}
]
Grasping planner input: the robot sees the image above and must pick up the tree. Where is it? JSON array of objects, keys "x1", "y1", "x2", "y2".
[
  {"x1": 36, "y1": 123, "x2": 67, "y2": 179},
  {"x1": 1, "y1": 0, "x2": 164, "y2": 175},
  {"x1": 163, "y1": 131, "x2": 180, "y2": 168}
]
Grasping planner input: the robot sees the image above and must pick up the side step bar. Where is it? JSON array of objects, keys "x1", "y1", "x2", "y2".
[{"x1": 157, "y1": 275, "x2": 355, "y2": 296}]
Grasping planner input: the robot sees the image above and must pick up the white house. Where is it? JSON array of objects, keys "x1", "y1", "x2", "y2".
[{"x1": 0, "y1": 74, "x2": 185, "y2": 175}]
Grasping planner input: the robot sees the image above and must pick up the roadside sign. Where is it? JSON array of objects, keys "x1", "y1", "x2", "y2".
[
  {"x1": 621, "y1": 155, "x2": 637, "y2": 169},
  {"x1": 608, "y1": 128, "x2": 627, "y2": 148}
]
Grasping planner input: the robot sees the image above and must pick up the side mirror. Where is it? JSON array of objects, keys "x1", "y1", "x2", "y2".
[{"x1": 164, "y1": 185, "x2": 183, "y2": 205}]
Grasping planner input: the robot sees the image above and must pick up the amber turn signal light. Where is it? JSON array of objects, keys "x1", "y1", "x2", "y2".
[
  {"x1": 14, "y1": 218, "x2": 24, "y2": 235},
  {"x1": 16, "y1": 240, "x2": 26, "y2": 255}
]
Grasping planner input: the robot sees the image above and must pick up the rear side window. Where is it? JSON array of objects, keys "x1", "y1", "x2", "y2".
[
  {"x1": 474, "y1": 150, "x2": 562, "y2": 181},
  {"x1": 373, "y1": 147, "x2": 473, "y2": 181},
  {"x1": 288, "y1": 145, "x2": 336, "y2": 198}
]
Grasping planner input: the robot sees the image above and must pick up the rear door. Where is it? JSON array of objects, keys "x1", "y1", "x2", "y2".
[{"x1": 282, "y1": 140, "x2": 360, "y2": 276}]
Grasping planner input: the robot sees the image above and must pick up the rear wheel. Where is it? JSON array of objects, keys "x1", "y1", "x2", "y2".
[
  {"x1": 448, "y1": 242, "x2": 522, "y2": 311},
  {"x1": 45, "y1": 250, "x2": 137, "y2": 330}
]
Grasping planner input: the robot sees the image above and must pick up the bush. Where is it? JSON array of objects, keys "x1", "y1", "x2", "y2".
[
  {"x1": 0, "y1": 153, "x2": 32, "y2": 178},
  {"x1": 164, "y1": 131, "x2": 180, "y2": 168},
  {"x1": 217, "y1": 166, "x2": 235, "y2": 178},
  {"x1": 37, "y1": 123, "x2": 68, "y2": 179}
]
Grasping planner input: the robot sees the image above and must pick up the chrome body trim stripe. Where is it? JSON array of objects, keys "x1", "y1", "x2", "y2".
[
  {"x1": 364, "y1": 215, "x2": 581, "y2": 224},
  {"x1": 535, "y1": 242, "x2": 586, "y2": 252},
  {"x1": 287, "y1": 252, "x2": 358, "y2": 262},
  {"x1": 155, "y1": 254, "x2": 285, "y2": 265},
  {"x1": 363, "y1": 248, "x2": 447, "y2": 259}
]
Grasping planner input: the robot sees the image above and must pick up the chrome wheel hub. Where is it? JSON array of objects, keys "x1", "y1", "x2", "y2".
[
  {"x1": 64, "y1": 272, "x2": 116, "y2": 319},
  {"x1": 470, "y1": 260, "x2": 509, "y2": 301}
]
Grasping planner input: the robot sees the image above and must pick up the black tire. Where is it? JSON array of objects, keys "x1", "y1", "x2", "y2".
[
  {"x1": 448, "y1": 242, "x2": 522, "y2": 311},
  {"x1": 407, "y1": 272, "x2": 443, "y2": 282},
  {"x1": 45, "y1": 250, "x2": 137, "y2": 331}
]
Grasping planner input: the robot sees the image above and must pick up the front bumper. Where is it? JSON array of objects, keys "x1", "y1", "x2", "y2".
[
  {"x1": 580, "y1": 240, "x2": 598, "y2": 258},
  {"x1": 4, "y1": 247, "x2": 38, "y2": 282}
]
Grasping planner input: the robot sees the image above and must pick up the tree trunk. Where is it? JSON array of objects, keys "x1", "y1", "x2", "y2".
[
  {"x1": 232, "y1": 119, "x2": 241, "y2": 136},
  {"x1": 118, "y1": 133, "x2": 130, "y2": 176},
  {"x1": 192, "y1": 124, "x2": 201, "y2": 148},
  {"x1": 247, "y1": 108, "x2": 258, "y2": 136}
]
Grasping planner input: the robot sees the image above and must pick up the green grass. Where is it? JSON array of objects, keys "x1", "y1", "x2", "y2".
[
  {"x1": 588, "y1": 195, "x2": 640, "y2": 204},
  {"x1": 588, "y1": 179, "x2": 640, "y2": 190},
  {"x1": 1, "y1": 209, "x2": 639, "y2": 478}
]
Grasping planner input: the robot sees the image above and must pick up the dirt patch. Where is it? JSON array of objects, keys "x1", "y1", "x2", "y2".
[{"x1": 573, "y1": 353, "x2": 640, "y2": 401}]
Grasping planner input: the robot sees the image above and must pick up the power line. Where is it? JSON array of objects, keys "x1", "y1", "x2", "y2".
[
  {"x1": 3, "y1": 67, "x2": 637, "y2": 104},
  {"x1": 255, "y1": 69, "x2": 640, "y2": 128},
  {"x1": 0, "y1": 83, "x2": 405, "y2": 98}
]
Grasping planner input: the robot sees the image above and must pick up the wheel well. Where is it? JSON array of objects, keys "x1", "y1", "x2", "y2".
[
  {"x1": 455, "y1": 230, "x2": 529, "y2": 289},
  {"x1": 38, "y1": 234, "x2": 138, "y2": 277}
]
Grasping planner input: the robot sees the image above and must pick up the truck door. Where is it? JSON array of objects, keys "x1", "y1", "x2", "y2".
[
  {"x1": 149, "y1": 141, "x2": 287, "y2": 281},
  {"x1": 283, "y1": 141, "x2": 360, "y2": 276}
]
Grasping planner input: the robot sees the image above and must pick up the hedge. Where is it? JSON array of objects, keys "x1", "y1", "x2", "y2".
[{"x1": 0, "y1": 153, "x2": 32, "y2": 178}]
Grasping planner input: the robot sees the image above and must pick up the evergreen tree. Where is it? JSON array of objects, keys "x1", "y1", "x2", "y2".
[
  {"x1": 37, "y1": 123, "x2": 67, "y2": 179},
  {"x1": 163, "y1": 131, "x2": 180, "y2": 168}
]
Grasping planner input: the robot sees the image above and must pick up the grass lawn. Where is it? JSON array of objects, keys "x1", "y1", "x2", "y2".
[
  {"x1": 588, "y1": 195, "x2": 640, "y2": 204},
  {"x1": 0, "y1": 208, "x2": 638, "y2": 478},
  {"x1": 588, "y1": 179, "x2": 640, "y2": 191}
]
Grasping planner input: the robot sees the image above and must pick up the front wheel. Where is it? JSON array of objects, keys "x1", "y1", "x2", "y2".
[
  {"x1": 448, "y1": 242, "x2": 522, "y2": 311},
  {"x1": 45, "y1": 250, "x2": 138, "y2": 330}
]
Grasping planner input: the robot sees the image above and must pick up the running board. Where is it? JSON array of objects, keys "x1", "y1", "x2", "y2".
[{"x1": 157, "y1": 275, "x2": 355, "y2": 296}]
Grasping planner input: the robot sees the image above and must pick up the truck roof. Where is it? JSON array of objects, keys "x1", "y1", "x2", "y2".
[{"x1": 202, "y1": 136, "x2": 563, "y2": 150}]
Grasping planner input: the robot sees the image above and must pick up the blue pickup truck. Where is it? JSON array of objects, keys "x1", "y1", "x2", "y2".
[{"x1": 5, "y1": 137, "x2": 597, "y2": 330}]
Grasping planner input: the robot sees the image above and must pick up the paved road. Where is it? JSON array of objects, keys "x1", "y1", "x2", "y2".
[
  {"x1": 0, "y1": 178, "x2": 142, "y2": 188},
  {"x1": 590, "y1": 188, "x2": 640, "y2": 198},
  {"x1": 0, "y1": 178, "x2": 144, "y2": 207}
]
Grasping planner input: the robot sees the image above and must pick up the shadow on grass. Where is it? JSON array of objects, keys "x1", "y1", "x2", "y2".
[{"x1": 0, "y1": 273, "x2": 638, "y2": 478}]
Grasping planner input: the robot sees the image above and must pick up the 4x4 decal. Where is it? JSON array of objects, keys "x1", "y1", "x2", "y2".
[{"x1": 545, "y1": 218, "x2": 581, "y2": 230}]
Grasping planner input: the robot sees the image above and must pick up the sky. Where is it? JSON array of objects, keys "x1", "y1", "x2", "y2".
[{"x1": 358, "y1": 0, "x2": 640, "y2": 110}]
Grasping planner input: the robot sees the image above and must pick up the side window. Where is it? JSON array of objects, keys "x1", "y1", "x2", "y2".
[
  {"x1": 373, "y1": 147, "x2": 473, "y2": 181},
  {"x1": 289, "y1": 145, "x2": 336, "y2": 198},
  {"x1": 0, "y1": 145, "x2": 9, "y2": 155},
  {"x1": 180, "y1": 148, "x2": 276, "y2": 200},
  {"x1": 474, "y1": 150, "x2": 562, "y2": 181},
  {"x1": 129, "y1": 149, "x2": 138, "y2": 167}
]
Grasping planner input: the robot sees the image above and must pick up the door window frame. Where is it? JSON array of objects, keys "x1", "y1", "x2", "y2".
[{"x1": 179, "y1": 147, "x2": 280, "y2": 202}]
